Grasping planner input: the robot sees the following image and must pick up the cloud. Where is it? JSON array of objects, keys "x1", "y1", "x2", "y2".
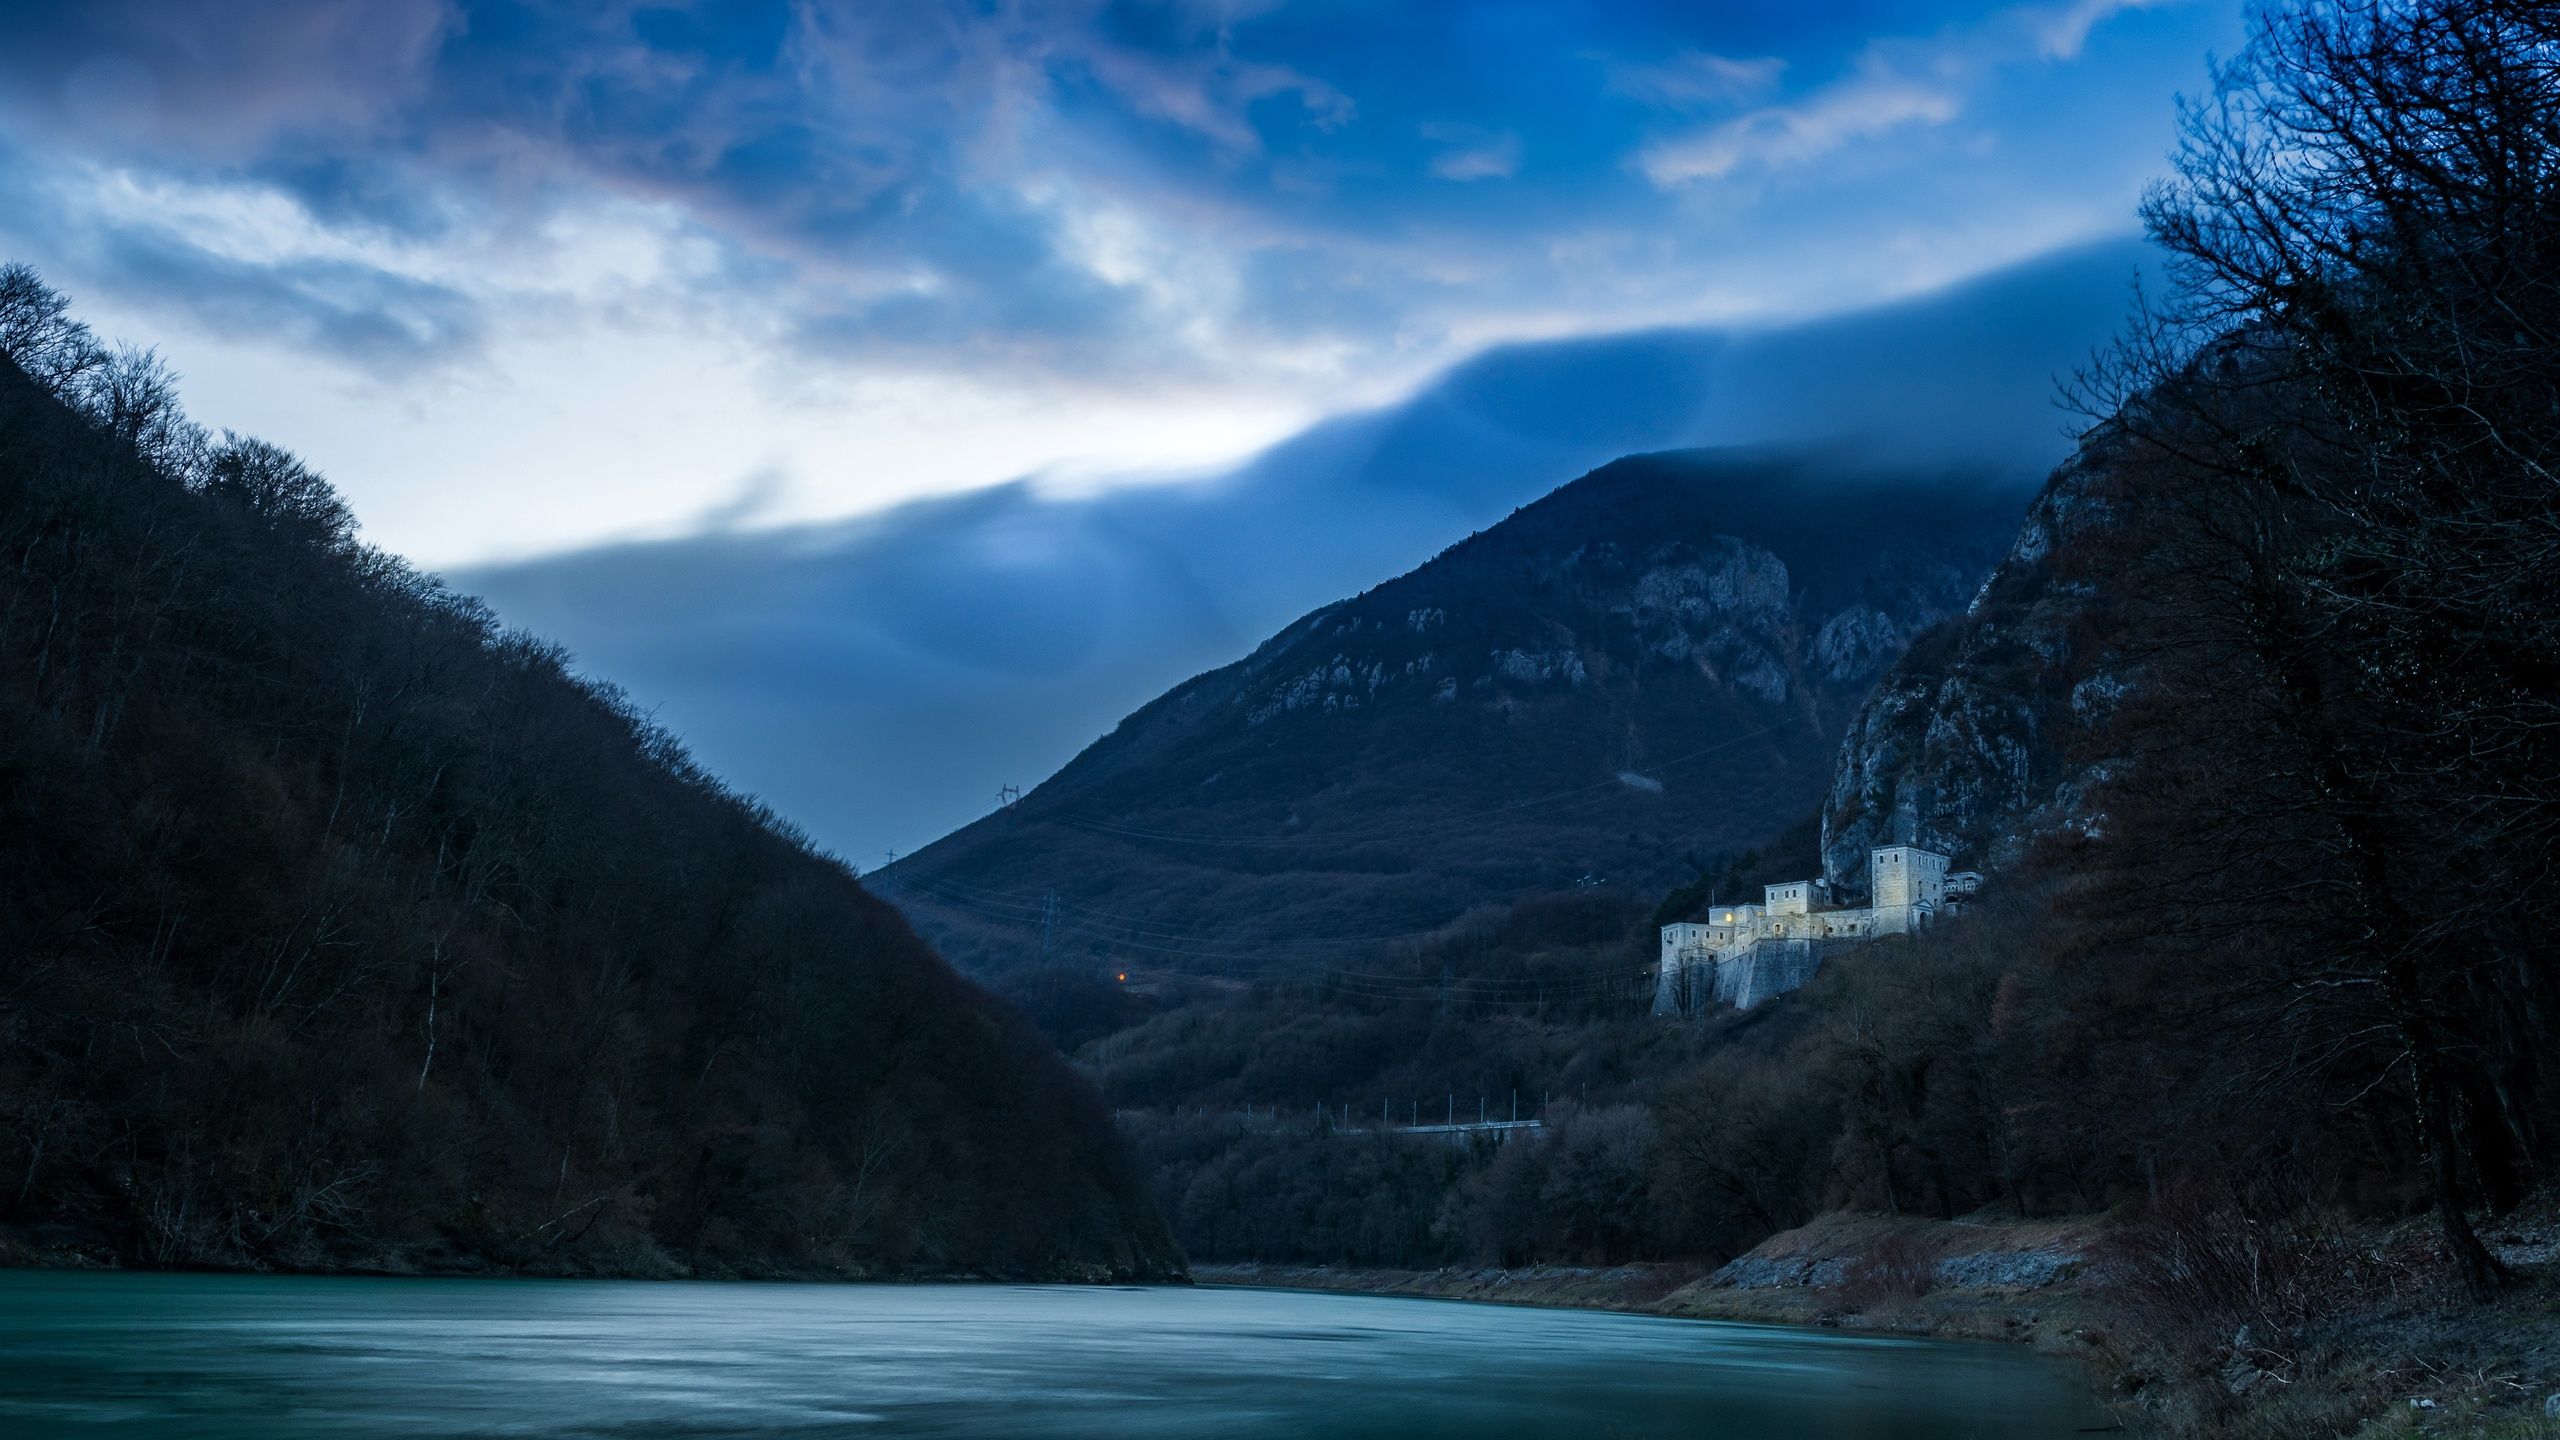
[
  {"x1": 2027, "y1": 0, "x2": 2182, "y2": 59},
  {"x1": 0, "y1": 0, "x2": 2234, "y2": 571},
  {"x1": 1608, "y1": 50, "x2": 1787, "y2": 110},
  {"x1": 82, "y1": 225, "x2": 485, "y2": 374},
  {"x1": 1421, "y1": 124, "x2": 1520, "y2": 182},
  {"x1": 0, "y1": 0, "x2": 2223, "y2": 399},
  {"x1": 0, "y1": 0, "x2": 452, "y2": 155},
  {"x1": 0, "y1": 139, "x2": 494, "y2": 376},
  {"x1": 1637, "y1": 0, "x2": 2189, "y2": 188},
  {"x1": 1065, "y1": 43, "x2": 1355, "y2": 154},
  {"x1": 1641, "y1": 65, "x2": 1961, "y2": 185},
  {"x1": 693, "y1": 466, "x2": 791, "y2": 532}
]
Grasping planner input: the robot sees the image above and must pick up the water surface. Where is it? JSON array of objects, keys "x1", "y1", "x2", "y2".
[{"x1": 0, "y1": 1270, "x2": 2099, "y2": 1437}]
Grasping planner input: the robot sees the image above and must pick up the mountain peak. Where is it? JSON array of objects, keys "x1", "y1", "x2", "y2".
[{"x1": 882, "y1": 449, "x2": 2028, "y2": 975}]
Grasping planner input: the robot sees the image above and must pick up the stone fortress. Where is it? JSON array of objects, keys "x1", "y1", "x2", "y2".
[{"x1": 1652, "y1": 844, "x2": 1983, "y2": 1015}]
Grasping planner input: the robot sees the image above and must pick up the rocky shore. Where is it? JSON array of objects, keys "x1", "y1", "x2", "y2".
[
  {"x1": 1201, "y1": 1205, "x2": 2560, "y2": 1439},
  {"x1": 1200, "y1": 1211, "x2": 2107, "y2": 1344}
]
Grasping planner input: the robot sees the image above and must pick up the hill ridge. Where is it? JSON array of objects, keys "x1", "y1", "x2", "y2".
[
  {"x1": 0, "y1": 289, "x2": 1178, "y2": 1280},
  {"x1": 882, "y1": 447, "x2": 2029, "y2": 977}
]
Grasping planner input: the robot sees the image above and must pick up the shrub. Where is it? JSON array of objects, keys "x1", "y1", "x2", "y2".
[{"x1": 1834, "y1": 1228, "x2": 1948, "y2": 1311}]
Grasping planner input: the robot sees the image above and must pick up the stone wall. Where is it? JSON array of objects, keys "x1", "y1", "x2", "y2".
[{"x1": 1711, "y1": 938, "x2": 1827, "y2": 1010}]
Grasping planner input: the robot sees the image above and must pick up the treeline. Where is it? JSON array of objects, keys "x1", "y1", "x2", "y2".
[
  {"x1": 0, "y1": 269, "x2": 1178, "y2": 1279},
  {"x1": 1102, "y1": 887, "x2": 2197, "y2": 1273}
]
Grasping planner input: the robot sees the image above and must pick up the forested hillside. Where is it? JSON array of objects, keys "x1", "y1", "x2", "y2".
[
  {"x1": 867, "y1": 447, "x2": 2029, "y2": 1275},
  {"x1": 0, "y1": 270, "x2": 1179, "y2": 1280},
  {"x1": 1818, "y1": 0, "x2": 2560, "y2": 1304}
]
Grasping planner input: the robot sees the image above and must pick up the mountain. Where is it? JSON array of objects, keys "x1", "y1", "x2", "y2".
[
  {"x1": 1818, "y1": 440, "x2": 2135, "y2": 894},
  {"x1": 880, "y1": 449, "x2": 2029, "y2": 977},
  {"x1": 0, "y1": 336, "x2": 1178, "y2": 1281},
  {"x1": 461, "y1": 238, "x2": 2158, "y2": 864}
]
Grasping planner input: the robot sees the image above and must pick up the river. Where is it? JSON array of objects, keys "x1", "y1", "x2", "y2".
[{"x1": 0, "y1": 1270, "x2": 2102, "y2": 1437}]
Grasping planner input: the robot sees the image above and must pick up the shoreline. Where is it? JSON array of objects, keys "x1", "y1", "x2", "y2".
[
  {"x1": 1197, "y1": 1209, "x2": 2110, "y2": 1346},
  {"x1": 1195, "y1": 1205, "x2": 2560, "y2": 1439},
  {"x1": 1198, "y1": 1225, "x2": 2130, "y2": 1423},
  {"x1": 1191, "y1": 1267, "x2": 2082, "y2": 1358}
]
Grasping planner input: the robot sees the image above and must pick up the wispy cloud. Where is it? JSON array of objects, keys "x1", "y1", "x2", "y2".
[
  {"x1": 1421, "y1": 123, "x2": 1520, "y2": 182},
  {"x1": 1640, "y1": 65, "x2": 1961, "y2": 185},
  {"x1": 1063, "y1": 43, "x2": 1355, "y2": 155},
  {"x1": 1637, "y1": 0, "x2": 2188, "y2": 188},
  {"x1": 2026, "y1": 0, "x2": 2181, "y2": 58},
  {"x1": 1607, "y1": 50, "x2": 1787, "y2": 110},
  {"x1": 91, "y1": 232, "x2": 486, "y2": 373}
]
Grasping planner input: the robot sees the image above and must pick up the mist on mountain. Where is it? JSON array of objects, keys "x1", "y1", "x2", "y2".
[{"x1": 461, "y1": 239, "x2": 2154, "y2": 863}]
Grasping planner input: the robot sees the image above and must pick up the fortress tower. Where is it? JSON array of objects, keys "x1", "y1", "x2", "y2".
[
  {"x1": 1869, "y1": 843, "x2": 1948, "y2": 934},
  {"x1": 1654, "y1": 923, "x2": 1710, "y2": 1014}
]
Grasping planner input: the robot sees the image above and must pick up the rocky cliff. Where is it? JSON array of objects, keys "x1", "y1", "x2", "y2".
[
  {"x1": 1818, "y1": 438, "x2": 2141, "y2": 897},
  {"x1": 884, "y1": 449, "x2": 2028, "y2": 974}
]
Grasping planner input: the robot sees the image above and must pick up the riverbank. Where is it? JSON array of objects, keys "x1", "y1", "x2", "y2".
[
  {"x1": 1201, "y1": 1204, "x2": 2560, "y2": 1439},
  {"x1": 1201, "y1": 1211, "x2": 2107, "y2": 1344}
]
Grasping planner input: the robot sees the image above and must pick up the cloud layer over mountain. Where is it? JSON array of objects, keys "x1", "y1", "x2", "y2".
[
  {"x1": 0, "y1": 1, "x2": 2230, "y2": 562},
  {"x1": 462, "y1": 238, "x2": 2154, "y2": 861}
]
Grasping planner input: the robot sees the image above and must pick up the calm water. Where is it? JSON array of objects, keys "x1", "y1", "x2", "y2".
[{"x1": 0, "y1": 1270, "x2": 2102, "y2": 1438}]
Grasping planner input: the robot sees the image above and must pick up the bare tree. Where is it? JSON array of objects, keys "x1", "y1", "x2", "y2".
[
  {"x1": 2082, "y1": 0, "x2": 2560, "y2": 1300},
  {"x1": 74, "y1": 343, "x2": 206, "y2": 478},
  {"x1": 0, "y1": 262, "x2": 105, "y2": 396},
  {"x1": 200, "y1": 433, "x2": 358, "y2": 551}
]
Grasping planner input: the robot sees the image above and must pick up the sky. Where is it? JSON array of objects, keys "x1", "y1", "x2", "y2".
[{"x1": 0, "y1": 0, "x2": 2243, "y2": 858}]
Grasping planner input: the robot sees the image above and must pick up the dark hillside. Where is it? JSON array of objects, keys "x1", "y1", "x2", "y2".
[
  {"x1": 0, "y1": 309, "x2": 1177, "y2": 1279},
  {"x1": 884, "y1": 450, "x2": 2025, "y2": 978}
]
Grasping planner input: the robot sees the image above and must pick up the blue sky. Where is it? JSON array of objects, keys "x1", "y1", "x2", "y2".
[
  {"x1": 0, "y1": 0, "x2": 2234, "y2": 566},
  {"x1": 0, "y1": 0, "x2": 2241, "y2": 857}
]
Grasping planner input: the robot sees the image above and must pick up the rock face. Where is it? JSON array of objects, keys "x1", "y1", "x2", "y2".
[
  {"x1": 1818, "y1": 441, "x2": 2138, "y2": 896},
  {"x1": 883, "y1": 449, "x2": 2028, "y2": 975}
]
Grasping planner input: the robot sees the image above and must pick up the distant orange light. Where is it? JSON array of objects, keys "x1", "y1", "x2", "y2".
[{"x1": 1116, "y1": 972, "x2": 1128, "y2": 983}]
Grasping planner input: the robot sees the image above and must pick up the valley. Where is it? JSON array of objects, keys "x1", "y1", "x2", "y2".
[{"x1": 5, "y1": 2, "x2": 2558, "y2": 1436}]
